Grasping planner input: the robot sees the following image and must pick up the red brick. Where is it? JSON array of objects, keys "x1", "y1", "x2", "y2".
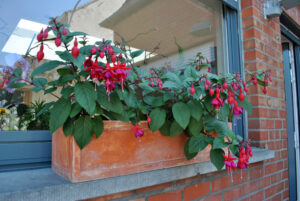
[
  {"x1": 265, "y1": 161, "x2": 283, "y2": 175},
  {"x1": 265, "y1": 182, "x2": 284, "y2": 198},
  {"x1": 224, "y1": 187, "x2": 242, "y2": 201},
  {"x1": 184, "y1": 182, "x2": 210, "y2": 201},
  {"x1": 251, "y1": 191, "x2": 264, "y2": 201},
  {"x1": 270, "y1": 172, "x2": 282, "y2": 184},
  {"x1": 148, "y1": 190, "x2": 182, "y2": 201},
  {"x1": 243, "y1": 180, "x2": 259, "y2": 195},
  {"x1": 199, "y1": 194, "x2": 222, "y2": 201},
  {"x1": 248, "y1": 131, "x2": 268, "y2": 141},
  {"x1": 211, "y1": 175, "x2": 232, "y2": 192},
  {"x1": 242, "y1": 7, "x2": 259, "y2": 19},
  {"x1": 136, "y1": 182, "x2": 173, "y2": 193},
  {"x1": 250, "y1": 166, "x2": 264, "y2": 179},
  {"x1": 86, "y1": 191, "x2": 132, "y2": 201},
  {"x1": 266, "y1": 193, "x2": 282, "y2": 201},
  {"x1": 129, "y1": 199, "x2": 145, "y2": 201}
]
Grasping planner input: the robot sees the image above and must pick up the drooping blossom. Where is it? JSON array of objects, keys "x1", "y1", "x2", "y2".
[
  {"x1": 37, "y1": 43, "x2": 44, "y2": 62},
  {"x1": 55, "y1": 34, "x2": 61, "y2": 47},
  {"x1": 147, "y1": 114, "x2": 151, "y2": 124},
  {"x1": 223, "y1": 151, "x2": 237, "y2": 180},
  {"x1": 238, "y1": 88, "x2": 245, "y2": 102},
  {"x1": 232, "y1": 100, "x2": 243, "y2": 119},
  {"x1": 190, "y1": 84, "x2": 195, "y2": 95},
  {"x1": 72, "y1": 38, "x2": 80, "y2": 59},
  {"x1": 223, "y1": 80, "x2": 228, "y2": 90},
  {"x1": 62, "y1": 27, "x2": 68, "y2": 36},
  {"x1": 209, "y1": 85, "x2": 214, "y2": 96},
  {"x1": 131, "y1": 123, "x2": 144, "y2": 138},
  {"x1": 37, "y1": 29, "x2": 44, "y2": 42},
  {"x1": 90, "y1": 46, "x2": 97, "y2": 54},
  {"x1": 212, "y1": 87, "x2": 223, "y2": 110}
]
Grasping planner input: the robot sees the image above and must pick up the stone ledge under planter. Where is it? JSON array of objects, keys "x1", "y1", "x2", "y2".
[{"x1": 0, "y1": 147, "x2": 274, "y2": 201}]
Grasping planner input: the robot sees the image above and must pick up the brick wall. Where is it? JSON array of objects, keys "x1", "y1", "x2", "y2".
[{"x1": 86, "y1": 2, "x2": 300, "y2": 201}]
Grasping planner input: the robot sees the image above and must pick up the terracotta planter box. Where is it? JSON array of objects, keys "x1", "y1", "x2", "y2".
[{"x1": 52, "y1": 121, "x2": 230, "y2": 183}]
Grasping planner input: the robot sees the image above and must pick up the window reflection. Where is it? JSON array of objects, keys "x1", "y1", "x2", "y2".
[{"x1": 0, "y1": 0, "x2": 226, "y2": 130}]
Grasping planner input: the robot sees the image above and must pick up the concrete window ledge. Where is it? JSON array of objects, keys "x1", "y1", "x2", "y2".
[{"x1": 0, "y1": 147, "x2": 274, "y2": 201}]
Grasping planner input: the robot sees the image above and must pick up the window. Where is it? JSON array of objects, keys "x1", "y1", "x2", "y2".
[{"x1": 0, "y1": 0, "x2": 243, "y2": 170}]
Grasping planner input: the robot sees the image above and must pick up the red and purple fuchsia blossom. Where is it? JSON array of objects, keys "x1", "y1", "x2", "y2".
[{"x1": 131, "y1": 123, "x2": 144, "y2": 138}]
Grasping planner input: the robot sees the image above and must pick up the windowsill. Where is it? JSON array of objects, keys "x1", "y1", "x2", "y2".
[{"x1": 0, "y1": 147, "x2": 274, "y2": 201}]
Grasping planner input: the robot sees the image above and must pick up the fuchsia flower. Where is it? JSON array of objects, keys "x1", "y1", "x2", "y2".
[
  {"x1": 55, "y1": 34, "x2": 61, "y2": 47},
  {"x1": 37, "y1": 43, "x2": 44, "y2": 62},
  {"x1": 62, "y1": 27, "x2": 68, "y2": 36},
  {"x1": 223, "y1": 152, "x2": 237, "y2": 177},
  {"x1": 147, "y1": 115, "x2": 151, "y2": 124},
  {"x1": 237, "y1": 146, "x2": 249, "y2": 176},
  {"x1": 72, "y1": 38, "x2": 80, "y2": 59},
  {"x1": 232, "y1": 100, "x2": 243, "y2": 117},
  {"x1": 37, "y1": 29, "x2": 44, "y2": 42},
  {"x1": 190, "y1": 84, "x2": 195, "y2": 95},
  {"x1": 131, "y1": 123, "x2": 144, "y2": 138},
  {"x1": 212, "y1": 90, "x2": 223, "y2": 110}
]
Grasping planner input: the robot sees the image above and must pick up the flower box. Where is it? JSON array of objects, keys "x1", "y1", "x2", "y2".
[{"x1": 52, "y1": 121, "x2": 232, "y2": 183}]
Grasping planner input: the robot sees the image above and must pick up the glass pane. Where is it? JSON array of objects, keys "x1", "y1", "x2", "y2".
[
  {"x1": 0, "y1": 0, "x2": 90, "y2": 130},
  {"x1": 0, "y1": 0, "x2": 225, "y2": 130}
]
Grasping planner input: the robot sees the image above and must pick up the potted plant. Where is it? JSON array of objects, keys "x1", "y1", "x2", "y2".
[{"x1": 2, "y1": 18, "x2": 271, "y2": 182}]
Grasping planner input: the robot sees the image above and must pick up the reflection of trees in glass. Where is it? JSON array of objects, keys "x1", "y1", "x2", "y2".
[
  {"x1": 17, "y1": 100, "x2": 50, "y2": 130},
  {"x1": 0, "y1": 89, "x2": 24, "y2": 107}
]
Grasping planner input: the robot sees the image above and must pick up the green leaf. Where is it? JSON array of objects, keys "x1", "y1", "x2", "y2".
[
  {"x1": 238, "y1": 96, "x2": 252, "y2": 115},
  {"x1": 63, "y1": 119, "x2": 73, "y2": 136},
  {"x1": 7, "y1": 82, "x2": 26, "y2": 88},
  {"x1": 58, "y1": 74, "x2": 75, "y2": 84},
  {"x1": 213, "y1": 137, "x2": 228, "y2": 149},
  {"x1": 57, "y1": 67, "x2": 73, "y2": 75},
  {"x1": 149, "y1": 108, "x2": 166, "y2": 132},
  {"x1": 162, "y1": 81, "x2": 180, "y2": 89},
  {"x1": 172, "y1": 102, "x2": 190, "y2": 129},
  {"x1": 130, "y1": 49, "x2": 144, "y2": 58},
  {"x1": 204, "y1": 119, "x2": 230, "y2": 136},
  {"x1": 229, "y1": 144, "x2": 239, "y2": 156},
  {"x1": 33, "y1": 78, "x2": 47, "y2": 88},
  {"x1": 44, "y1": 87, "x2": 57, "y2": 94},
  {"x1": 184, "y1": 139, "x2": 198, "y2": 160},
  {"x1": 187, "y1": 100, "x2": 203, "y2": 121},
  {"x1": 75, "y1": 82, "x2": 96, "y2": 115},
  {"x1": 61, "y1": 87, "x2": 74, "y2": 98},
  {"x1": 92, "y1": 116, "x2": 104, "y2": 138},
  {"x1": 164, "y1": 72, "x2": 182, "y2": 86},
  {"x1": 37, "y1": 101, "x2": 54, "y2": 117},
  {"x1": 188, "y1": 118, "x2": 203, "y2": 136},
  {"x1": 97, "y1": 88, "x2": 124, "y2": 114},
  {"x1": 188, "y1": 134, "x2": 208, "y2": 153},
  {"x1": 13, "y1": 69, "x2": 22, "y2": 76},
  {"x1": 49, "y1": 97, "x2": 71, "y2": 133},
  {"x1": 170, "y1": 121, "x2": 184, "y2": 137},
  {"x1": 70, "y1": 103, "x2": 82, "y2": 118},
  {"x1": 218, "y1": 103, "x2": 230, "y2": 121},
  {"x1": 138, "y1": 83, "x2": 155, "y2": 95},
  {"x1": 144, "y1": 96, "x2": 165, "y2": 107},
  {"x1": 73, "y1": 116, "x2": 93, "y2": 149},
  {"x1": 79, "y1": 45, "x2": 94, "y2": 55},
  {"x1": 31, "y1": 61, "x2": 64, "y2": 77},
  {"x1": 66, "y1": 31, "x2": 87, "y2": 37},
  {"x1": 32, "y1": 86, "x2": 43, "y2": 93},
  {"x1": 210, "y1": 149, "x2": 225, "y2": 171},
  {"x1": 73, "y1": 54, "x2": 85, "y2": 69},
  {"x1": 159, "y1": 120, "x2": 171, "y2": 136}
]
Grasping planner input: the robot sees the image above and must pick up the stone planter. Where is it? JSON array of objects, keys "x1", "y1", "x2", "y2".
[{"x1": 52, "y1": 121, "x2": 230, "y2": 183}]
